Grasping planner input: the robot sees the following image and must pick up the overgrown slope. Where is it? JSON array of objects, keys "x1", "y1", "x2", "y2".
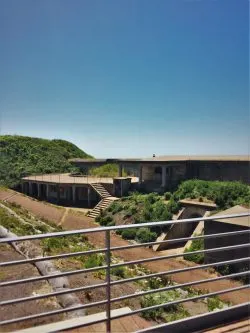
[{"x1": 0, "y1": 135, "x2": 92, "y2": 187}]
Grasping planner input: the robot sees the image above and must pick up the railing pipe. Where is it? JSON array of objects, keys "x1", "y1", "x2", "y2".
[
  {"x1": 109, "y1": 243, "x2": 250, "y2": 269},
  {"x1": 111, "y1": 285, "x2": 250, "y2": 321},
  {"x1": 1, "y1": 212, "x2": 249, "y2": 243},
  {"x1": 105, "y1": 230, "x2": 111, "y2": 333}
]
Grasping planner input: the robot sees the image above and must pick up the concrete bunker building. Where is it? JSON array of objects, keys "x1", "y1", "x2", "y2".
[{"x1": 21, "y1": 155, "x2": 249, "y2": 208}]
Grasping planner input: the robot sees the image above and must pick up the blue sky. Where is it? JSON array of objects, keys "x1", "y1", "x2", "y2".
[{"x1": 0, "y1": 0, "x2": 249, "y2": 157}]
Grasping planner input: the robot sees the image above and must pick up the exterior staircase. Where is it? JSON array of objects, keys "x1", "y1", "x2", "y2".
[
  {"x1": 90, "y1": 183, "x2": 112, "y2": 198},
  {"x1": 87, "y1": 183, "x2": 116, "y2": 219}
]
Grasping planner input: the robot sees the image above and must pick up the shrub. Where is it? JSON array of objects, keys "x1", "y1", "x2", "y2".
[
  {"x1": 111, "y1": 266, "x2": 127, "y2": 278},
  {"x1": 84, "y1": 254, "x2": 104, "y2": 268},
  {"x1": 174, "y1": 180, "x2": 250, "y2": 209},
  {"x1": 184, "y1": 233, "x2": 204, "y2": 264},
  {"x1": 89, "y1": 164, "x2": 127, "y2": 177},
  {"x1": 99, "y1": 216, "x2": 113, "y2": 226},
  {"x1": 121, "y1": 228, "x2": 137, "y2": 240},
  {"x1": 164, "y1": 192, "x2": 172, "y2": 200},
  {"x1": 140, "y1": 291, "x2": 180, "y2": 320},
  {"x1": 207, "y1": 296, "x2": 225, "y2": 312},
  {"x1": 167, "y1": 199, "x2": 181, "y2": 214},
  {"x1": 136, "y1": 228, "x2": 157, "y2": 243}
]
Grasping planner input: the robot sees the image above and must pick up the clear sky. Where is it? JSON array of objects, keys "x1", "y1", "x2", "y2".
[{"x1": 0, "y1": 0, "x2": 249, "y2": 157}]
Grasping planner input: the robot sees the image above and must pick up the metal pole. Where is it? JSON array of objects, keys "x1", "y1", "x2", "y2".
[{"x1": 105, "y1": 230, "x2": 111, "y2": 333}]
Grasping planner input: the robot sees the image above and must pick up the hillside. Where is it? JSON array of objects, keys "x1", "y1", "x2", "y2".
[{"x1": 0, "y1": 135, "x2": 92, "y2": 187}]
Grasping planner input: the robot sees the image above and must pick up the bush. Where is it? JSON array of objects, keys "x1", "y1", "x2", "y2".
[
  {"x1": 84, "y1": 254, "x2": 104, "y2": 268},
  {"x1": 167, "y1": 199, "x2": 181, "y2": 214},
  {"x1": 184, "y1": 233, "x2": 204, "y2": 264},
  {"x1": 207, "y1": 296, "x2": 225, "y2": 312},
  {"x1": 121, "y1": 228, "x2": 137, "y2": 240},
  {"x1": 89, "y1": 164, "x2": 127, "y2": 177},
  {"x1": 164, "y1": 192, "x2": 172, "y2": 200},
  {"x1": 136, "y1": 228, "x2": 157, "y2": 243},
  {"x1": 99, "y1": 216, "x2": 113, "y2": 226},
  {"x1": 174, "y1": 180, "x2": 250, "y2": 209},
  {"x1": 111, "y1": 266, "x2": 127, "y2": 278},
  {"x1": 140, "y1": 291, "x2": 180, "y2": 320}
]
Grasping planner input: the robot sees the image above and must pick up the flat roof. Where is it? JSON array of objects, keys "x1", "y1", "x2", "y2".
[
  {"x1": 212, "y1": 205, "x2": 250, "y2": 227},
  {"x1": 22, "y1": 173, "x2": 139, "y2": 184},
  {"x1": 70, "y1": 155, "x2": 249, "y2": 164}
]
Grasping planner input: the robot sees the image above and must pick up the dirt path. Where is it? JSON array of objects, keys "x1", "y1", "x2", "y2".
[
  {"x1": 59, "y1": 207, "x2": 69, "y2": 226},
  {"x1": 1, "y1": 189, "x2": 249, "y2": 306}
]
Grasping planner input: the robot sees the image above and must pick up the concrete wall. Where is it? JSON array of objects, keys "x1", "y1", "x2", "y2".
[
  {"x1": 189, "y1": 161, "x2": 249, "y2": 183},
  {"x1": 204, "y1": 220, "x2": 250, "y2": 272},
  {"x1": 113, "y1": 178, "x2": 132, "y2": 197},
  {"x1": 140, "y1": 160, "x2": 249, "y2": 193}
]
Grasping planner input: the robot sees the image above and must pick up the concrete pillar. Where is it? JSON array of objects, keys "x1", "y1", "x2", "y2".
[
  {"x1": 29, "y1": 182, "x2": 33, "y2": 196},
  {"x1": 37, "y1": 183, "x2": 41, "y2": 198},
  {"x1": 161, "y1": 165, "x2": 167, "y2": 187},
  {"x1": 139, "y1": 165, "x2": 143, "y2": 185},
  {"x1": 46, "y1": 184, "x2": 49, "y2": 199},
  {"x1": 72, "y1": 185, "x2": 76, "y2": 204},
  {"x1": 57, "y1": 185, "x2": 60, "y2": 203},
  {"x1": 87, "y1": 186, "x2": 91, "y2": 207},
  {"x1": 118, "y1": 164, "x2": 123, "y2": 177}
]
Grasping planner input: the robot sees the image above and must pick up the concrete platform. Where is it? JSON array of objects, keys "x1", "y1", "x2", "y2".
[{"x1": 22, "y1": 174, "x2": 139, "y2": 185}]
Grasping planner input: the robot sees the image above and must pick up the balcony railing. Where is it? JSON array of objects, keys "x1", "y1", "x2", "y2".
[{"x1": 0, "y1": 213, "x2": 249, "y2": 332}]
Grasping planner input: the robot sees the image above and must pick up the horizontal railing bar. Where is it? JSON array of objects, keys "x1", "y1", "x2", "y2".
[
  {"x1": 0, "y1": 247, "x2": 107, "y2": 267},
  {"x1": 0, "y1": 212, "x2": 248, "y2": 243},
  {"x1": 111, "y1": 257, "x2": 250, "y2": 286},
  {"x1": 110, "y1": 271, "x2": 250, "y2": 303},
  {"x1": 110, "y1": 243, "x2": 250, "y2": 269},
  {"x1": 0, "y1": 281, "x2": 107, "y2": 306},
  {"x1": 110, "y1": 230, "x2": 250, "y2": 252},
  {"x1": 0, "y1": 264, "x2": 108, "y2": 287},
  {"x1": 0, "y1": 299, "x2": 108, "y2": 326},
  {"x1": 1, "y1": 230, "x2": 249, "y2": 268},
  {"x1": 1, "y1": 245, "x2": 249, "y2": 288},
  {"x1": 111, "y1": 285, "x2": 250, "y2": 321},
  {"x1": 1, "y1": 258, "x2": 249, "y2": 306}
]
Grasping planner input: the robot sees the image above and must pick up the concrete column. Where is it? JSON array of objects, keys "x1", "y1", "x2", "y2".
[
  {"x1": 139, "y1": 165, "x2": 143, "y2": 185},
  {"x1": 161, "y1": 165, "x2": 167, "y2": 187},
  {"x1": 46, "y1": 184, "x2": 49, "y2": 199},
  {"x1": 21, "y1": 182, "x2": 24, "y2": 194},
  {"x1": 57, "y1": 185, "x2": 60, "y2": 203},
  {"x1": 37, "y1": 183, "x2": 41, "y2": 198},
  {"x1": 87, "y1": 186, "x2": 91, "y2": 207},
  {"x1": 29, "y1": 182, "x2": 33, "y2": 196},
  {"x1": 118, "y1": 164, "x2": 123, "y2": 177},
  {"x1": 72, "y1": 185, "x2": 76, "y2": 204}
]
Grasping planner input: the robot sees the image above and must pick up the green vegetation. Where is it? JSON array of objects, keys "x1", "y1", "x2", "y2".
[
  {"x1": 184, "y1": 233, "x2": 204, "y2": 264},
  {"x1": 0, "y1": 206, "x2": 37, "y2": 235},
  {"x1": 96, "y1": 192, "x2": 175, "y2": 243},
  {"x1": 89, "y1": 163, "x2": 127, "y2": 177},
  {"x1": 0, "y1": 135, "x2": 92, "y2": 187},
  {"x1": 135, "y1": 227, "x2": 157, "y2": 243},
  {"x1": 84, "y1": 254, "x2": 105, "y2": 268},
  {"x1": 173, "y1": 180, "x2": 250, "y2": 209},
  {"x1": 207, "y1": 296, "x2": 226, "y2": 312},
  {"x1": 140, "y1": 290, "x2": 189, "y2": 322},
  {"x1": 164, "y1": 192, "x2": 172, "y2": 200}
]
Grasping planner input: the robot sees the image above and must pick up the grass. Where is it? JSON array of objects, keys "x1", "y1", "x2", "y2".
[{"x1": 184, "y1": 233, "x2": 204, "y2": 264}]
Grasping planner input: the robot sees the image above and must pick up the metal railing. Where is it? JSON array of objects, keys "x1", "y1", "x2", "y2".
[{"x1": 0, "y1": 213, "x2": 249, "y2": 332}]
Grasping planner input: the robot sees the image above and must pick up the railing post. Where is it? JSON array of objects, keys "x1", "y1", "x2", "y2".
[{"x1": 105, "y1": 230, "x2": 111, "y2": 333}]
